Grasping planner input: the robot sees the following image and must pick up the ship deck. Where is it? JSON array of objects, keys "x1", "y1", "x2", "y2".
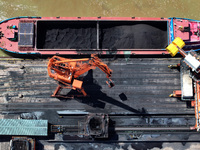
[{"x1": 0, "y1": 57, "x2": 193, "y2": 115}]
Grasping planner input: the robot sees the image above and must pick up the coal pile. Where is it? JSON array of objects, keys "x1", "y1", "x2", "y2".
[
  {"x1": 37, "y1": 21, "x2": 97, "y2": 49},
  {"x1": 99, "y1": 21, "x2": 168, "y2": 49},
  {"x1": 36, "y1": 20, "x2": 168, "y2": 50}
]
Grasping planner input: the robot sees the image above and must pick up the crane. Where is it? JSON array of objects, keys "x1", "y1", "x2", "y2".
[
  {"x1": 166, "y1": 37, "x2": 200, "y2": 131},
  {"x1": 166, "y1": 37, "x2": 200, "y2": 73},
  {"x1": 47, "y1": 54, "x2": 114, "y2": 98}
]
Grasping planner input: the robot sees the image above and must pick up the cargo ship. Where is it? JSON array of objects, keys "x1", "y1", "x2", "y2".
[{"x1": 0, "y1": 16, "x2": 200, "y2": 55}]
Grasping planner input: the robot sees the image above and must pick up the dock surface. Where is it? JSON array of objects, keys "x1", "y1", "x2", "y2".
[{"x1": 0, "y1": 57, "x2": 193, "y2": 115}]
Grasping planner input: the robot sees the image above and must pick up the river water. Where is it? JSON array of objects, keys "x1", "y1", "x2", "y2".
[{"x1": 0, "y1": 0, "x2": 199, "y2": 57}]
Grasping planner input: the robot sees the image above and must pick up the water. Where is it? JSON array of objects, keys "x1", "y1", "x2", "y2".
[
  {"x1": 0, "y1": 0, "x2": 199, "y2": 57},
  {"x1": 0, "y1": 0, "x2": 198, "y2": 19}
]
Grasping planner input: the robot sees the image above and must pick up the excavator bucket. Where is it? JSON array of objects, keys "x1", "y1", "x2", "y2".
[{"x1": 106, "y1": 79, "x2": 115, "y2": 88}]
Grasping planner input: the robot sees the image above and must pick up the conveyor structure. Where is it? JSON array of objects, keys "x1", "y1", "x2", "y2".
[{"x1": 166, "y1": 37, "x2": 200, "y2": 131}]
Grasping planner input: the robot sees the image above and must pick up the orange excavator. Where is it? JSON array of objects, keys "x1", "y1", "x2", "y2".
[{"x1": 47, "y1": 54, "x2": 114, "y2": 98}]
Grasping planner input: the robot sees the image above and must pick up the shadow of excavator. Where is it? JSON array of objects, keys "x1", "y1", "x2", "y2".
[{"x1": 59, "y1": 70, "x2": 147, "y2": 114}]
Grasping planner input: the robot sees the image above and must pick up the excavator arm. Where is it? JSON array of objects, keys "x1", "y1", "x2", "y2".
[
  {"x1": 89, "y1": 54, "x2": 114, "y2": 87},
  {"x1": 90, "y1": 54, "x2": 112, "y2": 78}
]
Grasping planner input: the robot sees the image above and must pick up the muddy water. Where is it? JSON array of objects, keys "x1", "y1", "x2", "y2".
[{"x1": 0, "y1": 0, "x2": 199, "y2": 57}]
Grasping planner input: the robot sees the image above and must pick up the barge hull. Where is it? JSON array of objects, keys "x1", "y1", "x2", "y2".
[{"x1": 1, "y1": 17, "x2": 200, "y2": 55}]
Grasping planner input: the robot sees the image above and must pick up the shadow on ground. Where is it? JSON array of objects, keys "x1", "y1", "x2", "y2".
[{"x1": 59, "y1": 70, "x2": 147, "y2": 114}]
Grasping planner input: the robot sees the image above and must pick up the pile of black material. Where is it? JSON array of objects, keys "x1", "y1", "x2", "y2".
[{"x1": 36, "y1": 20, "x2": 167, "y2": 50}]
